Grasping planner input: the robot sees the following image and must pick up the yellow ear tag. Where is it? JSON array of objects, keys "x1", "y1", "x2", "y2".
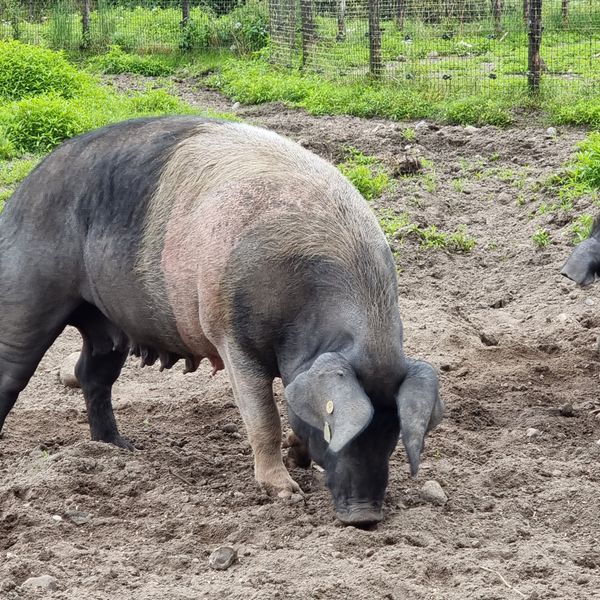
[
  {"x1": 324, "y1": 422, "x2": 332, "y2": 443},
  {"x1": 326, "y1": 400, "x2": 334, "y2": 414}
]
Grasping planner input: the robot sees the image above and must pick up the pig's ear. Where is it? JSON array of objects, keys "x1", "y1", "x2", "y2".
[
  {"x1": 397, "y1": 360, "x2": 443, "y2": 477},
  {"x1": 284, "y1": 353, "x2": 374, "y2": 453},
  {"x1": 560, "y1": 237, "x2": 600, "y2": 286}
]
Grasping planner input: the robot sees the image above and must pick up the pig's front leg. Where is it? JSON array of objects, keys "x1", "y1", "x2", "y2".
[{"x1": 223, "y1": 347, "x2": 301, "y2": 497}]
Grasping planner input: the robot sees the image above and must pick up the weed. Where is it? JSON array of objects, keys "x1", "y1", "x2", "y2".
[
  {"x1": 448, "y1": 225, "x2": 477, "y2": 251},
  {"x1": 451, "y1": 178, "x2": 465, "y2": 193},
  {"x1": 401, "y1": 128, "x2": 416, "y2": 142},
  {"x1": 532, "y1": 227, "x2": 551, "y2": 248},
  {"x1": 570, "y1": 214, "x2": 594, "y2": 244},
  {"x1": 338, "y1": 149, "x2": 391, "y2": 200}
]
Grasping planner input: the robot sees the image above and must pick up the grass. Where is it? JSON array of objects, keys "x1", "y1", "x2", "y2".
[
  {"x1": 532, "y1": 227, "x2": 551, "y2": 248},
  {"x1": 571, "y1": 214, "x2": 594, "y2": 244},
  {"x1": 338, "y1": 149, "x2": 392, "y2": 200}
]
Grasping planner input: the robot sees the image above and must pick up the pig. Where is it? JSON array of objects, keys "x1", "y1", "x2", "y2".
[
  {"x1": 0, "y1": 116, "x2": 443, "y2": 526},
  {"x1": 561, "y1": 218, "x2": 600, "y2": 286}
]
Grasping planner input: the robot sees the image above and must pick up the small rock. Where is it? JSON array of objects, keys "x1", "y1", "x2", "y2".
[
  {"x1": 464, "y1": 125, "x2": 478, "y2": 133},
  {"x1": 559, "y1": 403, "x2": 574, "y2": 417},
  {"x1": 231, "y1": 102, "x2": 240, "y2": 110},
  {"x1": 289, "y1": 493, "x2": 304, "y2": 504},
  {"x1": 222, "y1": 423, "x2": 238, "y2": 434},
  {"x1": 526, "y1": 428, "x2": 541, "y2": 438},
  {"x1": 577, "y1": 575, "x2": 590, "y2": 585},
  {"x1": 332, "y1": 551, "x2": 343, "y2": 559},
  {"x1": 414, "y1": 120, "x2": 428, "y2": 130},
  {"x1": 551, "y1": 469, "x2": 562, "y2": 477},
  {"x1": 65, "y1": 511, "x2": 91, "y2": 526},
  {"x1": 59, "y1": 352, "x2": 80, "y2": 388},
  {"x1": 21, "y1": 575, "x2": 58, "y2": 591},
  {"x1": 557, "y1": 313, "x2": 572, "y2": 324},
  {"x1": 208, "y1": 546, "x2": 238, "y2": 571},
  {"x1": 428, "y1": 51, "x2": 439, "y2": 59},
  {"x1": 51, "y1": 515, "x2": 62, "y2": 522},
  {"x1": 364, "y1": 548, "x2": 375, "y2": 557},
  {"x1": 420, "y1": 480, "x2": 448, "y2": 506},
  {"x1": 585, "y1": 298, "x2": 595, "y2": 306},
  {"x1": 546, "y1": 126, "x2": 558, "y2": 137},
  {"x1": 480, "y1": 332, "x2": 498, "y2": 346}
]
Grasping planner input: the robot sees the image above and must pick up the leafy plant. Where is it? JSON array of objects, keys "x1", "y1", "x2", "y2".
[
  {"x1": 88, "y1": 46, "x2": 174, "y2": 76},
  {"x1": 338, "y1": 149, "x2": 391, "y2": 200},
  {"x1": 0, "y1": 40, "x2": 82, "y2": 100},
  {"x1": 532, "y1": 227, "x2": 551, "y2": 248},
  {"x1": 1, "y1": 94, "x2": 84, "y2": 153},
  {"x1": 570, "y1": 214, "x2": 594, "y2": 244}
]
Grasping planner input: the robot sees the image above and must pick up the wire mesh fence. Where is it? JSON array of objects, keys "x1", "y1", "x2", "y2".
[{"x1": 1, "y1": 0, "x2": 599, "y2": 93}]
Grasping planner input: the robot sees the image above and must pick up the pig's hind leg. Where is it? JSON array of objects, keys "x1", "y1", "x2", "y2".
[
  {"x1": 0, "y1": 297, "x2": 76, "y2": 438},
  {"x1": 223, "y1": 346, "x2": 301, "y2": 497},
  {"x1": 69, "y1": 304, "x2": 132, "y2": 450}
]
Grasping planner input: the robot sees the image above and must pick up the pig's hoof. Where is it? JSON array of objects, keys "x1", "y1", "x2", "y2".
[
  {"x1": 96, "y1": 434, "x2": 135, "y2": 451},
  {"x1": 258, "y1": 470, "x2": 302, "y2": 498},
  {"x1": 286, "y1": 444, "x2": 311, "y2": 469}
]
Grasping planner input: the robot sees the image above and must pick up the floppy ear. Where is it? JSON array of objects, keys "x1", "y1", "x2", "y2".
[
  {"x1": 284, "y1": 353, "x2": 374, "y2": 453},
  {"x1": 397, "y1": 359, "x2": 443, "y2": 477},
  {"x1": 561, "y1": 237, "x2": 600, "y2": 286}
]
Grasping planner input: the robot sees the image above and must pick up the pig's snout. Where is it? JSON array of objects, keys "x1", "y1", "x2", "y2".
[{"x1": 335, "y1": 501, "x2": 383, "y2": 528}]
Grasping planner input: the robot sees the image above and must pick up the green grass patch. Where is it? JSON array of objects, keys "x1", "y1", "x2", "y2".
[
  {"x1": 532, "y1": 227, "x2": 551, "y2": 248},
  {"x1": 87, "y1": 45, "x2": 175, "y2": 76},
  {"x1": 338, "y1": 149, "x2": 391, "y2": 200},
  {"x1": 570, "y1": 213, "x2": 594, "y2": 244}
]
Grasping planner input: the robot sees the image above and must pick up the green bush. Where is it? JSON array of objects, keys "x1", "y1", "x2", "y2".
[
  {"x1": 1, "y1": 95, "x2": 84, "y2": 153},
  {"x1": 0, "y1": 40, "x2": 82, "y2": 100},
  {"x1": 182, "y1": 2, "x2": 268, "y2": 53},
  {"x1": 88, "y1": 46, "x2": 175, "y2": 77}
]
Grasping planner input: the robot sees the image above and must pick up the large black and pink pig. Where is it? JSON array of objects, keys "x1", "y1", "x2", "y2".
[{"x1": 0, "y1": 117, "x2": 442, "y2": 526}]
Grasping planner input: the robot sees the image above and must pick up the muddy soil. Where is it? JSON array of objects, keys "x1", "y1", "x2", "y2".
[{"x1": 1, "y1": 79, "x2": 600, "y2": 600}]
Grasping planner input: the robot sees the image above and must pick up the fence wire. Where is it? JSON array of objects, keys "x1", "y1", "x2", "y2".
[{"x1": 1, "y1": 0, "x2": 599, "y2": 92}]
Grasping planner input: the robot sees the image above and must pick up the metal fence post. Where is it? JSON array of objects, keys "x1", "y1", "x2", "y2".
[
  {"x1": 368, "y1": 0, "x2": 382, "y2": 78},
  {"x1": 527, "y1": 0, "x2": 542, "y2": 92}
]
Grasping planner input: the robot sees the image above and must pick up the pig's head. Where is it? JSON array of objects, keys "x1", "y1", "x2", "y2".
[
  {"x1": 284, "y1": 353, "x2": 442, "y2": 527},
  {"x1": 561, "y1": 219, "x2": 600, "y2": 286}
]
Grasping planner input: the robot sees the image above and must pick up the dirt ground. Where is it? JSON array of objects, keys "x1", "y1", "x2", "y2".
[{"x1": 2, "y1": 79, "x2": 600, "y2": 600}]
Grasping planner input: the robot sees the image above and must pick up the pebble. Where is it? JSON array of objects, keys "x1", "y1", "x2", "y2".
[
  {"x1": 364, "y1": 548, "x2": 375, "y2": 557},
  {"x1": 585, "y1": 298, "x2": 595, "y2": 306},
  {"x1": 21, "y1": 575, "x2": 58, "y2": 591},
  {"x1": 546, "y1": 126, "x2": 558, "y2": 137},
  {"x1": 65, "y1": 511, "x2": 91, "y2": 525},
  {"x1": 428, "y1": 51, "x2": 439, "y2": 59},
  {"x1": 526, "y1": 428, "x2": 541, "y2": 438},
  {"x1": 231, "y1": 102, "x2": 240, "y2": 110},
  {"x1": 464, "y1": 125, "x2": 478, "y2": 133},
  {"x1": 289, "y1": 493, "x2": 304, "y2": 504},
  {"x1": 479, "y1": 332, "x2": 498, "y2": 346},
  {"x1": 420, "y1": 480, "x2": 448, "y2": 506},
  {"x1": 59, "y1": 352, "x2": 80, "y2": 388},
  {"x1": 414, "y1": 120, "x2": 428, "y2": 131},
  {"x1": 51, "y1": 515, "x2": 62, "y2": 522},
  {"x1": 559, "y1": 403, "x2": 574, "y2": 417},
  {"x1": 208, "y1": 546, "x2": 238, "y2": 571},
  {"x1": 222, "y1": 423, "x2": 238, "y2": 433}
]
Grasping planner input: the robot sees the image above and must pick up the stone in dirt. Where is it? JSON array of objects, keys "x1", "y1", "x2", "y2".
[
  {"x1": 208, "y1": 546, "x2": 238, "y2": 571},
  {"x1": 21, "y1": 575, "x2": 58, "y2": 591},
  {"x1": 420, "y1": 480, "x2": 448, "y2": 506},
  {"x1": 59, "y1": 352, "x2": 80, "y2": 388},
  {"x1": 526, "y1": 428, "x2": 541, "y2": 438},
  {"x1": 65, "y1": 511, "x2": 91, "y2": 525},
  {"x1": 479, "y1": 332, "x2": 499, "y2": 347},
  {"x1": 559, "y1": 403, "x2": 575, "y2": 417}
]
